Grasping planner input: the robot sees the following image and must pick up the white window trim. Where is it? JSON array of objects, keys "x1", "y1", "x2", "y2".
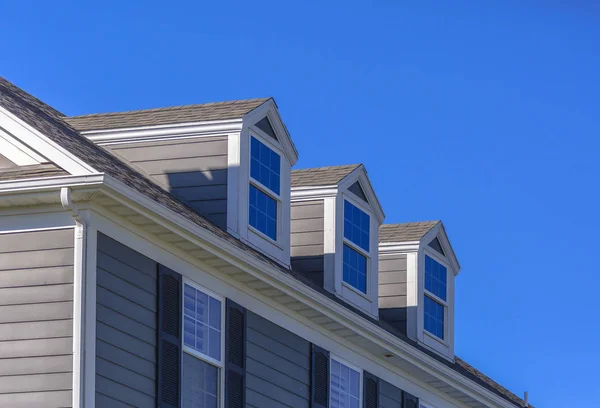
[
  {"x1": 330, "y1": 355, "x2": 363, "y2": 408},
  {"x1": 181, "y1": 277, "x2": 226, "y2": 408},
  {"x1": 333, "y1": 191, "x2": 379, "y2": 317},
  {"x1": 423, "y1": 252, "x2": 449, "y2": 341}
]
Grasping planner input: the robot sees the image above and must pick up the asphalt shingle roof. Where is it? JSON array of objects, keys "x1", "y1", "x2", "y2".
[
  {"x1": 0, "y1": 163, "x2": 68, "y2": 181},
  {"x1": 0, "y1": 77, "x2": 528, "y2": 408},
  {"x1": 379, "y1": 221, "x2": 440, "y2": 243},
  {"x1": 64, "y1": 98, "x2": 271, "y2": 131},
  {"x1": 291, "y1": 164, "x2": 361, "y2": 187}
]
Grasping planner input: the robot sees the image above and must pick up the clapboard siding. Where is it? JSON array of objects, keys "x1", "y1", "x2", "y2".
[
  {"x1": 291, "y1": 200, "x2": 325, "y2": 286},
  {"x1": 246, "y1": 312, "x2": 311, "y2": 408},
  {"x1": 0, "y1": 229, "x2": 74, "y2": 407},
  {"x1": 379, "y1": 255, "x2": 408, "y2": 309},
  {"x1": 379, "y1": 379, "x2": 403, "y2": 408},
  {"x1": 96, "y1": 233, "x2": 158, "y2": 408},
  {"x1": 107, "y1": 136, "x2": 229, "y2": 229}
]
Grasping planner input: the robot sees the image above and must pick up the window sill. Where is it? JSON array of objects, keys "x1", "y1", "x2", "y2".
[
  {"x1": 424, "y1": 330, "x2": 448, "y2": 347},
  {"x1": 248, "y1": 225, "x2": 282, "y2": 250},
  {"x1": 342, "y1": 281, "x2": 370, "y2": 301}
]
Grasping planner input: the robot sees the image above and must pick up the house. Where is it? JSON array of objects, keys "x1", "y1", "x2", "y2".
[{"x1": 0, "y1": 76, "x2": 531, "y2": 408}]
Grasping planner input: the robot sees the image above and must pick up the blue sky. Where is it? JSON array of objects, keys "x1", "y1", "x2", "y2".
[{"x1": 2, "y1": 1, "x2": 599, "y2": 406}]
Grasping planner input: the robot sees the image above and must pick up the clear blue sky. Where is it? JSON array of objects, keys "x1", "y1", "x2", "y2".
[{"x1": 2, "y1": 1, "x2": 598, "y2": 406}]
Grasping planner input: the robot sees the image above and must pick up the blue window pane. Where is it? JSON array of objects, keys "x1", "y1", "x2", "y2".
[
  {"x1": 249, "y1": 184, "x2": 277, "y2": 240},
  {"x1": 183, "y1": 284, "x2": 222, "y2": 361},
  {"x1": 424, "y1": 296, "x2": 444, "y2": 339},
  {"x1": 250, "y1": 136, "x2": 280, "y2": 195},
  {"x1": 425, "y1": 256, "x2": 447, "y2": 301},
  {"x1": 343, "y1": 245, "x2": 367, "y2": 293},
  {"x1": 330, "y1": 359, "x2": 360, "y2": 408},
  {"x1": 343, "y1": 200, "x2": 370, "y2": 252}
]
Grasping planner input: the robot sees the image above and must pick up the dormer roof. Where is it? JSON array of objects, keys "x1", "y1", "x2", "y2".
[
  {"x1": 65, "y1": 98, "x2": 272, "y2": 131},
  {"x1": 379, "y1": 221, "x2": 440, "y2": 243},
  {"x1": 291, "y1": 164, "x2": 361, "y2": 187}
]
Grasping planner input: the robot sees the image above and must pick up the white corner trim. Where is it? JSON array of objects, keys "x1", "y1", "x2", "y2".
[{"x1": 0, "y1": 106, "x2": 97, "y2": 175}]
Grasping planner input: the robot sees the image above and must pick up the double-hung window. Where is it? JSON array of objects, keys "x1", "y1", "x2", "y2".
[
  {"x1": 342, "y1": 200, "x2": 371, "y2": 293},
  {"x1": 423, "y1": 255, "x2": 447, "y2": 340},
  {"x1": 249, "y1": 136, "x2": 281, "y2": 241},
  {"x1": 182, "y1": 281, "x2": 224, "y2": 408},
  {"x1": 330, "y1": 357, "x2": 361, "y2": 408}
]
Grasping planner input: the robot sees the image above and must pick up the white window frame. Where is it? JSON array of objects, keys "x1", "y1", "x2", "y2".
[
  {"x1": 247, "y1": 132, "x2": 283, "y2": 247},
  {"x1": 329, "y1": 355, "x2": 363, "y2": 408},
  {"x1": 181, "y1": 277, "x2": 226, "y2": 408},
  {"x1": 341, "y1": 196, "x2": 372, "y2": 297},
  {"x1": 422, "y1": 250, "x2": 449, "y2": 343}
]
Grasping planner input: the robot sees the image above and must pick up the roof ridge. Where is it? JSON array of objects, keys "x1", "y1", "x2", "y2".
[
  {"x1": 66, "y1": 97, "x2": 272, "y2": 119},
  {"x1": 291, "y1": 163, "x2": 362, "y2": 172},
  {"x1": 381, "y1": 220, "x2": 440, "y2": 227}
]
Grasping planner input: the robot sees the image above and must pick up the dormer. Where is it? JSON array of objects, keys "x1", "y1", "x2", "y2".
[
  {"x1": 66, "y1": 98, "x2": 298, "y2": 266},
  {"x1": 378, "y1": 221, "x2": 460, "y2": 360},
  {"x1": 290, "y1": 164, "x2": 385, "y2": 317}
]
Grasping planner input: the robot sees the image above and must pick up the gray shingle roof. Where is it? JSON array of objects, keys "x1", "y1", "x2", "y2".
[
  {"x1": 291, "y1": 164, "x2": 361, "y2": 187},
  {"x1": 379, "y1": 221, "x2": 440, "y2": 243},
  {"x1": 0, "y1": 77, "x2": 527, "y2": 408},
  {"x1": 64, "y1": 98, "x2": 271, "y2": 131},
  {"x1": 0, "y1": 163, "x2": 68, "y2": 181}
]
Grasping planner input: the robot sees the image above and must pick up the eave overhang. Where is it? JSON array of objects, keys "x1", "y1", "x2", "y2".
[{"x1": 0, "y1": 175, "x2": 517, "y2": 408}]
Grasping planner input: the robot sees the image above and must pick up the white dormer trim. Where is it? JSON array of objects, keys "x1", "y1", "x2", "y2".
[
  {"x1": 0, "y1": 106, "x2": 96, "y2": 175},
  {"x1": 338, "y1": 166, "x2": 385, "y2": 224}
]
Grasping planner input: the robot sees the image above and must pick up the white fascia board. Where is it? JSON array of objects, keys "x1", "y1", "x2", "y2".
[
  {"x1": 0, "y1": 106, "x2": 96, "y2": 175},
  {"x1": 0, "y1": 127, "x2": 47, "y2": 165},
  {"x1": 379, "y1": 241, "x2": 421, "y2": 254},
  {"x1": 0, "y1": 173, "x2": 106, "y2": 194},
  {"x1": 243, "y1": 99, "x2": 299, "y2": 165},
  {"x1": 291, "y1": 185, "x2": 338, "y2": 200},
  {"x1": 81, "y1": 119, "x2": 244, "y2": 144},
  {"x1": 93, "y1": 176, "x2": 517, "y2": 408}
]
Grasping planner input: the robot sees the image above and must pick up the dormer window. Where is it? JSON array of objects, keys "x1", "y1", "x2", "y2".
[
  {"x1": 343, "y1": 200, "x2": 371, "y2": 293},
  {"x1": 424, "y1": 255, "x2": 448, "y2": 340},
  {"x1": 249, "y1": 136, "x2": 281, "y2": 241}
]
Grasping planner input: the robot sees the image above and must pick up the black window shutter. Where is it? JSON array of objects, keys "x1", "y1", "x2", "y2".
[
  {"x1": 157, "y1": 265, "x2": 182, "y2": 408},
  {"x1": 403, "y1": 391, "x2": 419, "y2": 408},
  {"x1": 311, "y1": 344, "x2": 330, "y2": 408},
  {"x1": 225, "y1": 299, "x2": 246, "y2": 408},
  {"x1": 363, "y1": 371, "x2": 379, "y2": 408}
]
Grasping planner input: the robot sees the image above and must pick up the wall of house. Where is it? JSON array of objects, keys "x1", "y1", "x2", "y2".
[
  {"x1": 106, "y1": 136, "x2": 229, "y2": 229},
  {"x1": 246, "y1": 311, "x2": 311, "y2": 408},
  {"x1": 378, "y1": 254, "x2": 408, "y2": 334},
  {"x1": 95, "y1": 233, "x2": 158, "y2": 407},
  {"x1": 0, "y1": 228, "x2": 74, "y2": 407},
  {"x1": 290, "y1": 200, "x2": 325, "y2": 286}
]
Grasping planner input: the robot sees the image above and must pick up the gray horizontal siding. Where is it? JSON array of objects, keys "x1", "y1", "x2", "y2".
[
  {"x1": 291, "y1": 200, "x2": 325, "y2": 286},
  {"x1": 246, "y1": 312, "x2": 310, "y2": 408},
  {"x1": 0, "y1": 229, "x2": 74, "y2": 407},
  {"x1": 378, "y1": 255, "x2": 407, "y2": 309},
  {"x1": 108, "y1": 136, "x2": 229, "y2": 229},
  {"x1": 96, "y1": 233, "x2": 157, "y2": 408},
  {"x1": 379, "y1": 379, "x2": 403, "y2": 408}
]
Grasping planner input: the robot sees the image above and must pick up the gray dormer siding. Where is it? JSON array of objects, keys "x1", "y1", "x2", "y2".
[
  {"x1": 290, "y1": 200, "x2": 325, "y2": 286},
  {"x1": 378, "y1": 254, "x2": 408, "y2": 334},
  {"x1": 106, "y1": 136, "x2": 229, "y2": 229}
]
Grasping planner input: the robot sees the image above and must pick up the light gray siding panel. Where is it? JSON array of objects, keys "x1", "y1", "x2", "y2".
[
  {"x1": 246, "y1": 312, "x2": 310, "y2": 408},
  {"x1": 0, "y1": 391, "x2": 72, "y2": 408},
  {"x1": 0, "y1": 229, "x2": 74, "y2": 404},
  {"x1": 96, "y1": 232, "x2": 157, "y2": 407},
  {"x1": 379, "y1": 255, "x2": 408, "y2": 309},
  {"x1": 108, "y1": 136, "x2": 229, "y2": 229},
  {"x1": 291, "y1": 200, "x2": 325, "y2": 287},
  {"x1": 379, "y1": 379, "x2": 403, "y2": 408}
]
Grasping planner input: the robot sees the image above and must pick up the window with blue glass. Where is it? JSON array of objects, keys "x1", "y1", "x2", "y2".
[
  {"x1": 182, "y1": 282, "x2": 223, "y2": 408},
  {"x1": 425, "y1": 255, "x2": 447, "y2": 301},
  {"x1": 342, "y1": 200, "x2": 371, "y2": 294},
  {"x1": 423, "y1": 255, "x2": 447, "y2": 340},
  {"x1": 250, "y1": 136, "x2": 280, "y2": 195},
  {"x1": 249, "y1": 137, "x2": 280, "y2": 241},
  {"x1": 343, "y1": 244, "x2": 367, "y2": 293},
  {"x1": 343, "y1": 200, "x2": 370, "y2": 252},
  {"x1": 424, "y1": 295, "x2": 444, "y2": 339}
]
